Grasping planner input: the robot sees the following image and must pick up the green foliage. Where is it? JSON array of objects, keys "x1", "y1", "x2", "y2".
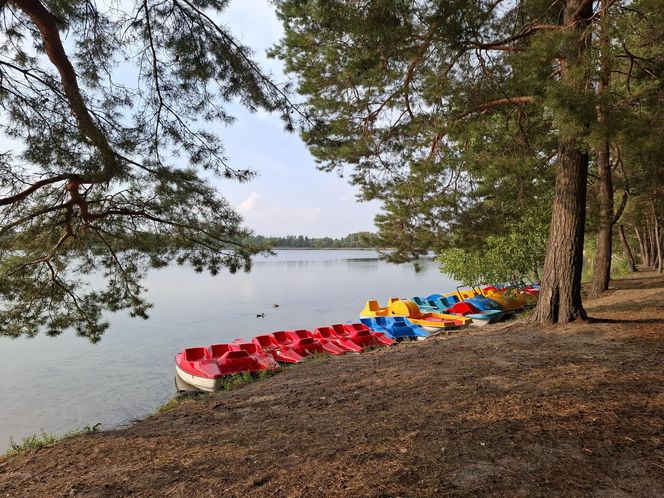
[
  {"x1": 5, "y1": 423, "x2": 101, "y2": 457},
  {"x1": 6, "y1": 431, "x2": 58, "y2": 456},
  {"x1": 438, "y1": 217, "x2": 548, "y2": 286},
  {"x1": 271, "y1": 0, "x2": 565, "y2": 261},
  {"x1": 0, "y1": 1, "x2": 296, "y2": 341},
  {"x1": 272, "y1": 0, "x2": 664, "y2": 280},
  {"x1": 156, "y1": 396, "x2": 195, "y2": 414},
  {"x1": 245, "y1": 231, "x2": 379, "y2": 249},
  {"x1": 220, "y1": 370, "x2": 277, "y2": 391}
]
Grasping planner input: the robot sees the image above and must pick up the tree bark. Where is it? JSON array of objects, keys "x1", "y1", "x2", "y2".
[
  {"x1": 617, "y1": 224, "x2": 637, "y2": 272},
  {"x1": 634, "y1": 226, "x2": 647, "y2": 267},
  {"x1": 646, "y1": 220, "x2": 657, "y2": 269},
  {"x1": 643, "y1": 223, "x2": 653, "y2": 268},
  {"x1": 654, "y1": 202, "x2": 662, "y2": 273},
  {"x1": 589, "y1": 142, "x2": 612, "y2": 297},
  {"x1": 13, "y1": 0, "x2": 121, "y2": 183},
  {"x1": 589, "y1": 0, "x2": 613, "y2": 298},
  {"x1": 531, "y1": 0, "x2": 593, "y2": 324}
]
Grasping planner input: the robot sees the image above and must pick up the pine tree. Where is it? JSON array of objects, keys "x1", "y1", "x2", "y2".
[
  {"x1": 0, "y1": 0, "x2": 296, "y2": 341},
  {"x1": 273, "y1": 0, "x2": 664, "y2": 323}
]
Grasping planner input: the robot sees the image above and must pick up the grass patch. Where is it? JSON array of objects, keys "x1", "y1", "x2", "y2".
[
  {"x1": 302, "y1": 352, "x2": 331, "y2": 363},
  {"x1": 512, "y1": 307, "x2": 535, "y2": 321},
  {"x1": 156, "y1": 396, "x2": 194, "y2": 414},
  {"x1": 220, "y1": 369, "x2": 277, "y2": 391},
  {"x1": 156, "y1": 369, "x2": 280, "y2": 415},
  {"x1": 6, "y1": 432, "x2": 58, "y2": 456},
  {"x1": 5, "y1": 424, "x2": 102, "y2": 457}
]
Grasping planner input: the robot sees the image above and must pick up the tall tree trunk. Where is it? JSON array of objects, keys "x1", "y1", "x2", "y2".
[
  {"x1": 589, "y1": 0, "x2": 613, "y2": 298},
  {"x1": 589, "y1": 143, "x2": 612, "y2": 296},
  {"x1": 644, "y1": 221, "x2": 653, "y2": 268},
  {"x1": 660, "y1": 233, "x2": 663, "y2": 273},
  {"x1": 531, "y1": 0, "x2": 592, "y2": 324},
  {"x1": 647, "y1": 220, "x2": 657, "y2": 269},
  {"x1": 617, "y1": 224, "x2": 637, "y2": 272},
  {"x1": 654, "y1": 202, "x2": 662, "y2": 273},
  {"x1": 634, "y1": 226, "x2": 647, "y2": 267}
]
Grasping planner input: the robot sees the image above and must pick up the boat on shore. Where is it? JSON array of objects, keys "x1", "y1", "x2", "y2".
[
  {"x1": 420, "y1": 294, "x2": 504, "y2": 326},
  {"x1": 389, "y1": 299, "x2": 471, "y2": 331},
  {"x1": 360, "y1": 316, "x2": 429, "y2": 340},
  {"x1": 175, "y1": 344, "x2": 280, "y2": 392}
]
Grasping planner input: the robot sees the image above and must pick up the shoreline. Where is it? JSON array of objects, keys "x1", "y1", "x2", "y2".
[{"x1": 2, "y1": 272, "x2": 663, "y2": 496}]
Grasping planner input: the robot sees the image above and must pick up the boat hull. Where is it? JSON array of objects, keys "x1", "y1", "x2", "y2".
[
  {"x1": 175, "y1": 364, "x2": 222, "y2": 392},
  {"x1": 467, "y1": 317, "x2": 491, "y2": 327}
]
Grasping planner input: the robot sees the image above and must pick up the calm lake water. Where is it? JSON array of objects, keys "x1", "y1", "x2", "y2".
[{"x1": 0, "y1": 250, "x2": 458, "y2": 450}]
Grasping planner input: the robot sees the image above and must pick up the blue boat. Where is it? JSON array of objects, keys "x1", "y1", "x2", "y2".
[
  {"x1": 466, "y1": 296, "x2": 504, "y2": 312},
  {"x1": 359, "y1": 316, "x2": 429, "y2": 341},
  {"x1": 412, "y1": 296, "x2": 442, "y2": 313},
  {"x1": 426, "y1": 293, "x2": 504, "y2": 325}
]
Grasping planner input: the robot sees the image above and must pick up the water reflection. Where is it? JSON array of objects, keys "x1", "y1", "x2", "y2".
[{"x1": 0, "y1": 250, "x2": 456, "y2": 450}]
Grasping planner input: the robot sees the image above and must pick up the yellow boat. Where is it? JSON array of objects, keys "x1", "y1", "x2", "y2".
[
  {"x1": 481, "y1": 289, "x2": 526, "y2": 311},
  {"x1": 360, "y1": 300, "x2": 391, "y2": 317},
  {"x1": 360, "y1": 299, "x2": 469, "y2": 330},
  {"x1": 387, "y1": 298, "x2": 471, "y2": 331}
]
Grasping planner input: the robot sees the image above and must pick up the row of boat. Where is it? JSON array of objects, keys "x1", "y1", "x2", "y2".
[
  {"x1": 175, "y1": 324, "x2": 394, "y2": 391},
  {"x1": 175, "y1": 285, "x2": 540, "y2": 391}
]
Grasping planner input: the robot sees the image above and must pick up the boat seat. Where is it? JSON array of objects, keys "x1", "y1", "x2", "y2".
[
  {"x1": 209, "y1": 344, "x2": 235, "y2": 358},
  {"x1": 184, "y1": 347, "x2": 208, "y2": 362},
  {"x1": 272, "y1": 331, "x2": 293, "y2": 343},
  {"x1": 314, "y1": 326, "x2": 335, "y2": 338},
  {"x1": 367, "y1": 300, "x2": 381, "y2": 312},
  {"x1": 224, "y1": 350, "x2": 250, "y2": 359},
  {"x1": 236, "y1": 343, "x2": 260, "y2": 355},
  {"x1": 253, "y1": 335, "x2": 277, "y2": 348},
  {"x1": 292, "y1": 329, "x2": 313, "y2": 339},
  {"x1": 346, "y1": 323, "x2": 369, "y2": 333},
  {"x1": 331, "y1": 323, "x2": 349, "y2": 337}
]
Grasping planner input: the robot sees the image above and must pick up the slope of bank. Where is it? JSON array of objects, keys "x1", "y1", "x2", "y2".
[{"x1": 1, "y1": 273, "x2": 663, "y2": 497}]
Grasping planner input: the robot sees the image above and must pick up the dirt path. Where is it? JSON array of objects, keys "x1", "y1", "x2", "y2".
[{"x1": 1, "y1": 273, "x2": 663, "y2": 497}]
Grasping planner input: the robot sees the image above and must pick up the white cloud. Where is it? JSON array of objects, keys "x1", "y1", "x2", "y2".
[{"x1": 237, "y1": 191, "x2": 260, "y2": 214}]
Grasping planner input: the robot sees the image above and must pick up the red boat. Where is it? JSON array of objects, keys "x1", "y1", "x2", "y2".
[
  {"x1": 288, "y1": 329, "x2": 348, "y2": 355},
  {"x1": 330, "y1": 323, "x2": 394, "y2": 349},
  {"x1": 175, "y1": 343, "x2": 279, "y2": 392},
  {"x1": 252, "y1": 334, "x2": 304, "y2": 364},
  {"x1": 313, "y1": 326, "x2": 363, "y2": 353},
  {"x1": 231, "y1": 340, "x2": 283, "y2": 370}
]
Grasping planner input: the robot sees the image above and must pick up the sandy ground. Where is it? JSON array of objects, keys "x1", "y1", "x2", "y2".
[{"x1": 1, "y1": 272, "x2": 663, "y2": 497}]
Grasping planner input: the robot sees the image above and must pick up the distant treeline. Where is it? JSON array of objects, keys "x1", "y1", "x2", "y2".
[{"x1": 247, "y1": 232, "x2": 379, "y2": 249}]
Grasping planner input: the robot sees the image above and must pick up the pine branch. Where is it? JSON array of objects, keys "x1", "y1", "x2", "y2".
[
  {"x1": 13, "y1": 0, "x2": 121, "y2": 184},
  {"x1": 476, "y1": 23, "x2": 562, "y2": 50}
]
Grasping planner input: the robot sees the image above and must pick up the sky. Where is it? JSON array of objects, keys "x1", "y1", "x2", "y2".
[
  {"x1": 0, "y1": 0, "x2": 381, "y2": 239},
  {"x1": 202, "y1": 0, "x2": 382, "y2": 237}
]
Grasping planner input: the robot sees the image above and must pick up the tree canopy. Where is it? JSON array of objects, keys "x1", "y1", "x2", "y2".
[
  {"x1": 272, "y1": 0, "x2": 664, "y2": 322},
  {"x1": 0, "y1": 0, "x2": 296, "y2": 341}
]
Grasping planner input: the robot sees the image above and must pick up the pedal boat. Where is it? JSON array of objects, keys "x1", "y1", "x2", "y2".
[
  {"x1": 252, "y1": 334, "x2": 304, "y2": 364},
  {"x1": 175, "y1": 343, "x2": 279, "y2": 392},
  {"x1": 330, "y1": 323, "x2": 394, "y2": 349},
  {"x1": 314, "y1": 326, "x2": 363, "y2": 352},
  {"x1": 360, "y1": 316, "x2": 429, "y2": 340},
  {"x1": 385, "y1": 299, "x2": 470, "y2": 331},
  {"x1": 426, "y1": 295, "x2": 503, "y2": 326}
]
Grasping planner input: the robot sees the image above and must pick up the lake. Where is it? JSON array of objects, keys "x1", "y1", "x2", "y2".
[{"x1": 0, "y1": 250, "x2": 458, "y2": 450}]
